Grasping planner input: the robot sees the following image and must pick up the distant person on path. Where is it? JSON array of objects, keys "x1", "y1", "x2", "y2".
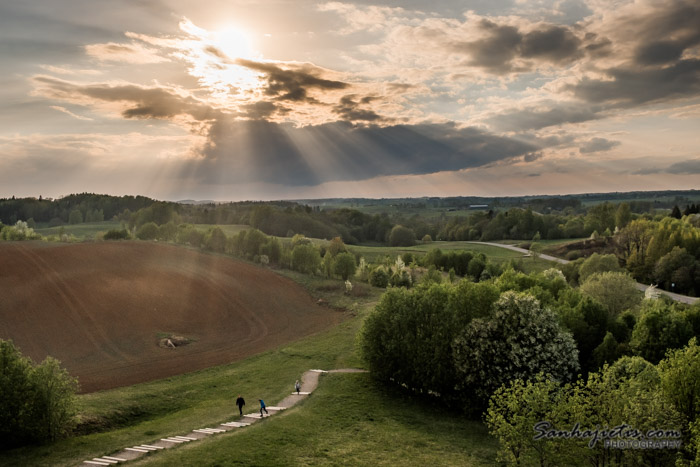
[
  {"x1": 295, "y1": 380, "x2": 301, "y2": 394},
  {"x1": 259, "y1": 399, "x2": 268, "y2": 417},
  {"x1": 236, "y1": 395, "x2": 245, "y2": 416}
]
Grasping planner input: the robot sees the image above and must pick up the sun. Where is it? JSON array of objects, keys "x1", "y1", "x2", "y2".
[{"x1": 211, "y1": 25, "x2": 254, "y2": 60}]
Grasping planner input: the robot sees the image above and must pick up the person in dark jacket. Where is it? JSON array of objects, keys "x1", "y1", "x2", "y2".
[
  {"x1": 259, "y1": 399, "x2": 268, "y2": 417},
  {"x1": 295, "y1": 380, "x2": 301, "y2": 394},
  {"x1": 235, "y1": 395, "x2": 245, "y2": 416}
]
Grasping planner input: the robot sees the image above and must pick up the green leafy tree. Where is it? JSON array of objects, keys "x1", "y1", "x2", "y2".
[
  {"x1": 453, "y1": 292, "x2": 579, "y2": 409},
  {"x1": 205, "y1": 226, "x2": 227, "y2": 252},
  {"x1": 659, "y1": 338, "x2": 700, "y2": 437},
  {"x1": 68, "y1": 209, "x2": 83, "y2": 225},
  {"x1": 327, "y1": 236, "x2": 347, "y2": 256},
  {"x1": 615, "y1": 202, "x2": 632, "y2": 229},
  {"x1": 136, "y1": 221, "x2": 158, "y2": 240},
  {"x1": 369, "y1": 267, "x2": 389, "y2": 288},
  {"x1": 580, "y1": 271, "x2": 641, "y2": 317},
  {"x1": 291, "y1": 243, "x2": 321, "y2": 274},
  {"x1": 389, "y1": 225, "x2": 416, "y2": 247},
  {"x1": 0, "y1": 340, "x2": 77, "y2": 448},
  {"x1": 487, "y1": 375, "x2": 565, "y2": 466},
  {"x1": 630, "y1": 300, "x2": 694, "y2": 364},
  {"x1": 578, "y1": 253, "x2": 622, "y2": 282},
  {"x1": 332, "y1": 252, "x2": 357, "y2": 280},
  {"x1": 30, "y1": 357, "x2": 78, "y2": 442}
]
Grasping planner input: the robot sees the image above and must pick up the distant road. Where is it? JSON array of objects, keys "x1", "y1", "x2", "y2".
[{"x1": 465, "y1": 241, "x2": 698, "y2": 305}]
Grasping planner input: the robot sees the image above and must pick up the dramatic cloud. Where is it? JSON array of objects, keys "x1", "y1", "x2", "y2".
[
  {"x1": 32, "y1": 76, "x2": 219, "y2": 121},
  {"x1": 195, "y1": 119, "x2": 540, "y2": 186},
  {"x1": 453, "y1": 20, "x2": 582, "y2": 74},
  {"x1": 666, "y1": 158, "x2": 700, "y2": 175},
  {"x1": 579, "y1": 137, "x2": 620, "y2": 154},
  {"x1": 235, "y1": 58, "x2": 349, "y2": 102},
  {"x1": 489, "y1": 104, "x2": 602, "y2": 132},
  {"x1": 3, "y1": 0, "x2": 699, "y2": 199}
]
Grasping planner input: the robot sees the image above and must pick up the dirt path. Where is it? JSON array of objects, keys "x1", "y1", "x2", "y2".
[{"x1": 80, "y1": 368, "x2": 367, "y2": 466}]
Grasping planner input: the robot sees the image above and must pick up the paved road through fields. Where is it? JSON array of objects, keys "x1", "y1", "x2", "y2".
[{"x1": 465, "y1": 241, "x2": 698, "y2": 305}]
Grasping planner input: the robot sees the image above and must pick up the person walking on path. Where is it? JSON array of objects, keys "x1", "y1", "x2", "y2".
[
  {"x1": 295, "y1": 380, "x2": 301, "y2": 394},
  {"x1": 259, "y1": 399, "x2": 268, "y2": 417},
  {"x1": 235, "y1": 395, "x2": 245, "y2": 416}
]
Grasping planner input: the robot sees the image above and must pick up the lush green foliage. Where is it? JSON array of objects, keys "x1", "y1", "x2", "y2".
[
  {"x1": 0, "y1": 340, "x2": 77, "y2": 449},
  {"x1": 579, "y1": 271, "x2": 641, "y2": 316},
  {"x1": 488, "y1": 356, "x2": 686, "y2": 466},
  {"x1": 453, "y1": 292, "x2": 579, "y2": 410}
]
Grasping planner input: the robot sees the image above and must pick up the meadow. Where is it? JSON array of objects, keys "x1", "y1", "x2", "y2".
[{"x1": 0, "y1": 262, "x2": 498, "y2": 466}]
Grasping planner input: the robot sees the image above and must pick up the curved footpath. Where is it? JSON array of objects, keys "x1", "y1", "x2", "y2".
[
  {"x1": 80, "y1": 369, "x2": 366, "y2": 466},
  {"x1": 467, "y1": 241, "x2": 698, "y2": 305}
]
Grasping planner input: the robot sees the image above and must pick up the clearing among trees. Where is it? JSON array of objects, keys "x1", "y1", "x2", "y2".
[{"x1": 0, "y1": 242, "x2": 343, "y2": 392}]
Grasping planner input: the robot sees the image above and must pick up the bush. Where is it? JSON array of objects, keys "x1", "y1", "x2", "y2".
[
  {"x1": 0, "y1": 340, "x2": 77, "y2": 449},
  {"x1": 389, "y1": 225, "x2": 416, "y2": 247},
  {"x1": 204, "y1": 226, "x2": 227, "y2": 252},
  {"x1": 291, "y1": 243, "x2": 322, "y2": 274},
  {"x1": 103, "y1": 229, "x2": 130, "y2": 240},
  {"x1": 369, "y1": 267, "x2": 389, "y2": 288},
  {"x1": 332, "y1": 252, "x2": 357, "y2": 280},
  {"x1": 136, "y1": 222, "x2": 158, "y2": 240}
]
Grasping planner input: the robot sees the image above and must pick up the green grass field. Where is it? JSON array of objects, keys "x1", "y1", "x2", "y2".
[
  {"x1": 0, "y1": 270, "x2": 498, "y2": 466},
  {"x1": 34, "y1": 221, "x2": 121, "y2": 239},
  {"x1": 348, "y1": 241, "x2": 554, "y2": 274}
]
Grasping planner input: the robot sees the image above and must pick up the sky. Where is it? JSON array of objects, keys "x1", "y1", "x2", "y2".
[{"x1": 0, "y1": 0, "x2": 699, "y2": 201}]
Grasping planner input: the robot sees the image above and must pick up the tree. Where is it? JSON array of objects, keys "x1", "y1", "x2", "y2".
[
  {"x1": 136, "y1": 221, "x2": 158, "y2": 240},
  {"x1": 615, "y1": 202, "x2": 632, "y2": 229},
  {"x1": 369, "y1": 267, "x2": 389, "y2": 288},
  {"x1": 332, "y1": 252, "x2": 357, "y2": 280},
  {"x1": 422, "y1": 234, "x2": 432, "y2": 243},
  {"x1": 486, "y1": 375, "x2": 564, "y2": 466},
  {"x1": 205, "y1": 226, "x2": 227, "y2": 252},
  {"x1": 453, "y1": 292, "x2": 579, "y2": 409},
  {"x1": 579, "y1": 272, "x2": 641, "y2": 316},
  {"x1": 0, "y1": 340, "x2": 77, "y2": 448},
  {"x1": 291, "y1": 244, "x2": 321, "y2": 274},
  {"x1": 631, "y1": 300, "x2": 694, "y2": 364},
  {"x1": 389, "y1": 225, "x2": 416, "y2": 247},
  {"x1": 671, "y1": 205, "x2": 682, "y2": 219},
  {"x1": 578, "y1": 253, "x2": 622, "y2": 282},
  {"x1": 68, "y1": 209, "x2": 83, "y2": 225},
  {"x1": 327, "y1": 236, "x2": 347, "y2": 256},
  {"x1": 659, "y1": 339, "x2": 700, "y2": 463},
  {"x1": 654, "y1": 247, "x2": 698, "y2": 295},
  {"x1": 30, "y1": 357, "x2": 78, "y2": 442}
]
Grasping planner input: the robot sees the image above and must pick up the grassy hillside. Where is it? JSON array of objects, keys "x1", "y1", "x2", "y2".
[{"x1": 0, "y1": 271, "x2": 498, "y2": 466}]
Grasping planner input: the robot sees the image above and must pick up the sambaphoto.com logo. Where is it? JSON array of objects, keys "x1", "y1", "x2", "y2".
[{"x1": 533, "y1": 421, "x2": 682, "y2": 449}]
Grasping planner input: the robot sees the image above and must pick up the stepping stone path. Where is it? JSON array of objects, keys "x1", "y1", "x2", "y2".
[{"x1": 80, "y1": 368, "x2": 365, "y2": 466}]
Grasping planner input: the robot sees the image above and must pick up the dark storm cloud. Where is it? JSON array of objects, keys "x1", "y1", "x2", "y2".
[
  {"x1": 567, "y1": 59, "x2": 700, "y2": 107},
  {"x1": 235, "y1": 58, "x2": 349, "y2": 102},
  {"x1": 333, "y1": 95, "x2": 385, "y2": 123},
  {"x1": 192, "y1": 119, "x2": 539, "y2": 186},
  {"x1": 665, "y1": 158, "x2": 700, "y2": 175},
  {"x1": 32, "y1": 76, "x2": 219, "y2": 121},
  {"x1": 631, "y1": 1, "x2": 700, "y2": 66},
  {"x1": 452, "y1": 19, "x2": 582, "y2": 74},
  {"x1": 579, "y1": 137, "x2": 620, "y2": 154},
  {"x1": 490, "y1": 104, "x2": 601, "y2": 131}
]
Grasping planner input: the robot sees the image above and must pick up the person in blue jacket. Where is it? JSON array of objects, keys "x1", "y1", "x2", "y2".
[{"x1": 259, "y1": 399, "x2": 269, "y2": 417}]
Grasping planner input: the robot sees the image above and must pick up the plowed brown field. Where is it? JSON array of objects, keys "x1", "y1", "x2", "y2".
[{"x1": 0, "y1": 242, "x2": 343, "y2": 392}]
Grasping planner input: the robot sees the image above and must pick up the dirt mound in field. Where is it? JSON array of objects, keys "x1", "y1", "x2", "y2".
[{"x1": 0, "y1": 242, "x2": 343, "y2": 393}]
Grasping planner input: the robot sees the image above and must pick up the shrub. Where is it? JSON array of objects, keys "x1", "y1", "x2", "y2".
[
  {"x1": 369, "y1": 267, "x2": 389, "y2": 288},
  {"x1": 136, "y1": 222, "x2": 158, "y2": 240},
  {"x1": 332, "y1": 252, "x2": 357, "y2": 280},
  {"x1": 0, "y1": 340, "x2": 77, "y2": 448},
  {"x1": 103, "y1": 229, "x2": 130, "y2": 240},
  {"x1": 389, "y1": 225, "x2": 416, "y2": 247}
]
